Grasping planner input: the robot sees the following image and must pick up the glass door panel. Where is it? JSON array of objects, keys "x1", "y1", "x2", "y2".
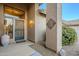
[
  {"x1": 15, "y1": 19, "x2": 24, "y2": 42},
  {"x1": 4, "y1": 17, "x2": 13, "y2": 39}
]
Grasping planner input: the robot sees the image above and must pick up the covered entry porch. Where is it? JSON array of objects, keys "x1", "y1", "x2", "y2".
[{"x1": 0, "y1": 3, "x2": 62, "y2": 56}]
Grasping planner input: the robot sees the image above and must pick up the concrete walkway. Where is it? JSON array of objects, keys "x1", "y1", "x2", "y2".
[
  {"x1": 0, "y1": 41, "x2": 41, "y2": 56},
  {"x1": 30, "y1": 44, "x2": 57, "y2": 56},
  {"x1": 63, "y1": 44, "x2": 79, "y2": 56}
]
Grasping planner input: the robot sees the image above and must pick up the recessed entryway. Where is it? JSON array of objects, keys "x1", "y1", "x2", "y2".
[{"x1": 4, "y1": 5, "x2": 26, "y2": 43}]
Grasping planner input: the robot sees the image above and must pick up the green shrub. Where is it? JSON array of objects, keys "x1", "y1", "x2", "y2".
[{"x1": 62, "y1": 26, "x2": 77, "y2": 46}]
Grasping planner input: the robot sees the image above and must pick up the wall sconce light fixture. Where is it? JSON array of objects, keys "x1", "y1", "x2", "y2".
[{"x1": 29, "y1": 20, "x2": 34, "y2": 28}]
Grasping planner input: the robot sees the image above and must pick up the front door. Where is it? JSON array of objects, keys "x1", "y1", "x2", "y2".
[
  {"x1": 15, "y1": 19, "x2": 25, "y2": 42},
  {"x1": 4, "y1": 15, "x2": 25, "y2": 43}
]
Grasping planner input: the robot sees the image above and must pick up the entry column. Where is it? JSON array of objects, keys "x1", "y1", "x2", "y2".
[{"x1": 46, "y1": 3, "x2": 62, "y2": 53}]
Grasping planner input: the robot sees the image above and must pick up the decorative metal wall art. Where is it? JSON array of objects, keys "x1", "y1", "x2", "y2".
[{"x1": 47, "y1": 18, "x2": 56, "y2": 29}]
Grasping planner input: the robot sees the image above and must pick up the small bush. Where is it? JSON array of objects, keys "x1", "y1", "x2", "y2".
[{"x1": 62, "y1": 26, "x2": 77, "y2": 46}]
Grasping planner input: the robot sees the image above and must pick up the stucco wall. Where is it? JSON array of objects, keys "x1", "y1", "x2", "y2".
[
  {"x1": 27, "y1": 4, "x2": 46, "y2": 44},
  {"x1": 35, "y1": 4, "x2": 46, "y2": 45},
  {"x1": 46, "y1": 3, "x2": 62, "y2": 53},
  {"x1": 0, "y1": 4, "x2": 4, "y2": 40},
  {"x1": 46, "y1": 3, "x2": 57, "y2": 52},
  {"x1": 27, "y1": 4, "x2": 35, "y2": 42},
  {"x1": 57, "y1": 3, "x2": 62, "y2": 52}
]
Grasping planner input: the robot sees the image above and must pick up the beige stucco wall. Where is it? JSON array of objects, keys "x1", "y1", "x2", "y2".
[
  {"x1": 57, "y1": 3, "x2": 62, "y2": 52},
  {"x1": 0, "y1": 4, "x2": 4, "y2": 38},
  {"x1": 27, "y1": 4, "x2": 46, "y2": 44},
  {"x1": 27, "y1": 4, "x2": 35, "y2": 42},
  {"x1": 35, "y1": 4, "x2": 46, "y2": 45},
  {"x1": 46, "y1": 3, "x2": 57, "y2": 52},
  {"x1": 46, "y1": 3, "x2": 62, "y2": 53}
]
